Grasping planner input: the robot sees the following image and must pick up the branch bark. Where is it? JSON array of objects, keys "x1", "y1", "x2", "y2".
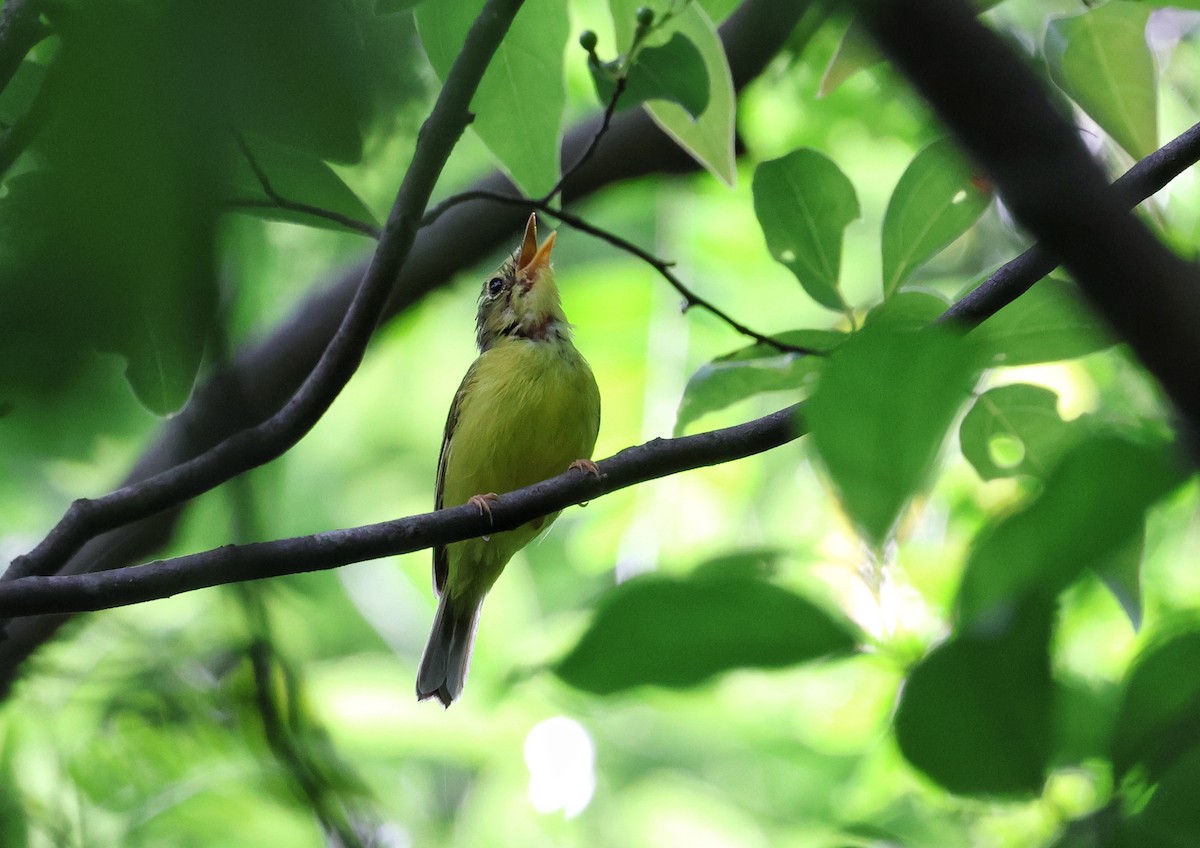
[{"x1": 0, "y1": 406, "x2": 805, "y2": 617}]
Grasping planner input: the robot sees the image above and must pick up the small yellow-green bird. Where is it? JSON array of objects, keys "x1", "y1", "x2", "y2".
[{"x1": 417, "y1": 213, "x2": 601, "y2": 707}]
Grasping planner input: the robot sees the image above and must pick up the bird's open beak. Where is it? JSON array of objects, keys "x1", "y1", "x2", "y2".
[{"x1": 517, "y1": 213, "x2": 556, "y2": 282}]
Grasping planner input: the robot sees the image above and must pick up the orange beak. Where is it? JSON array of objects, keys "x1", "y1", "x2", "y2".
[{"x1": 517, "y1": 213, "x2": 556, "y2": 283}]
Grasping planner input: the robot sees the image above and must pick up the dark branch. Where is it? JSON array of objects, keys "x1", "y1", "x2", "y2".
[
  {"x1": 3, "y1": 0, "x2": 527, "y2": 584},
  {"x1": 0, "y1": 405, "x2": 806, "y2": 617},
  {"x1": 859, "y1": 0, "x2": 1200, "y2": 435}
]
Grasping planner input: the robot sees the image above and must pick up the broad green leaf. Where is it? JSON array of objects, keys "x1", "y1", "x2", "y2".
[
  {"x1": 753, "y1": 149, "x2": 860, "y2": 311},
  {"x1": 1112, "y1": 628, "x2": 1200, "y2": 782},
  {"x1": 882, "y1": 139, "x2": 991, "y2": 297},
  {"x1": 554, "y1": 572, "x2": 858, "y2": 694},
  {"x1": 1045, "y1": 3, "x2": 1157, "y2": 160},
  {"x1": 674, "y1": 330, "x2": 841, "y2": 435},
  {"x1": 973, "y1": 277, "x2": 1113, "y2": 366},
  {"x1": 807, "y1": 322, "x2": 980, "y2": 547},
  {"x1": 1096, "y1": 532, "x2": 1145, "y2": 629},
  {"x1": 417, "y1": 0, "x2": 567, "y2": 196},
  {"x1": 959, "y1": 384, "x2": 1078, "y2": 480},
  {"x1": 866, "y1": 289, "x2": 949, "y2": 329},
  {"x1": 229, "y1": 134, "x2": 381, "y2": 235},
  {"x1": 588, "y1": 33, "x2": 710, "y2": 118},
  {"x1": 3, "y1": 6, "x2": 226, "y2": 414},
  {"x1": 955, "y1": 436, "x2": 1187, "y2": 632},
  {"x1": 611, "y1": 0, "x2": 736, "y2": 185},
  {"x1": 894, "y1": 603, "x2": 1054, "y2": 797},
  {"x1": 820, "y1": 0, "x2": 1006, "y2": 96}
]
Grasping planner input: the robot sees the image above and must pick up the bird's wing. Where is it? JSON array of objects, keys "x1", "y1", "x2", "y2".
[{"x1": 433, "y1": 361, "x2": 479, "y2": 595}]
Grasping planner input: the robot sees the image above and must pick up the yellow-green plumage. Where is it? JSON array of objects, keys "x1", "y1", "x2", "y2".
[{"x1": 417, "y1": 214, "x2": 600, "y2": 707}]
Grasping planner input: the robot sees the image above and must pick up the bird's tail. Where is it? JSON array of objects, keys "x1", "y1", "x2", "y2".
[{"x1": 416, "y1": 594, "x2": 482, "y2": 707}]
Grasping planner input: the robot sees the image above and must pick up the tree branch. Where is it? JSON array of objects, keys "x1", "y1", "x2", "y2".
[
  {"x1": 3, "y1": 0, "x2": 527, "y2": 584},
  {"x1": 858, "y1": 0, "x2": 1200, "y2": 435},
  {"x1": 942, "y1": 120, "x2": 1200, "y2": 328},
  {"x1": 0, "y1": 404, "x2": 805, "y2": 618}
]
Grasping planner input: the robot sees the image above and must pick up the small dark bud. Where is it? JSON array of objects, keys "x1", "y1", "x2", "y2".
[
  {"x1": 579, "y1": 30, "x2": 598, "y2": 52},
  {"x1": 635, "y1": 6, "x2": 654, "y2": 27}
]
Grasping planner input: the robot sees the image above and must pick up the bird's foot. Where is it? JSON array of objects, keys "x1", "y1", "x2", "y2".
[
  {"x1": 568, "y1": 458, "x2": 601, "y2": 478},
  {"x1": 468, "y1": 492, "x2": 499, "y2": 527}
]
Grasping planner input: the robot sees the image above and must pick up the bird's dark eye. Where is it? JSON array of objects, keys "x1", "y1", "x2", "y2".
[{"x1": 487, "y1": 277, "x2": 504, "y2": 296}]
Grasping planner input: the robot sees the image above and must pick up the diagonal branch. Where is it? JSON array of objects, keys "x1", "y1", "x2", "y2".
[
  {"x1": 3, "y1": 0, "x2": 528, "y2": 585},
  {"x1": 0, "y1": 404, "x2": 805, "y2": 617},
  {"x1": 857, "y1": 0, "x2": 1200, "y2": 435}
]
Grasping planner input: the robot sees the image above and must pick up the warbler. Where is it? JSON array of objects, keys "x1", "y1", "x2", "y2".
[{"x1": 417, "y1": 213, "x2": 601, "y2": 707}]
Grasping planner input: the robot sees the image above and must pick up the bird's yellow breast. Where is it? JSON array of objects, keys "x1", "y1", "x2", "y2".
[{"x1": 440, "y1": 336, "x2": 600, "y2": 598}]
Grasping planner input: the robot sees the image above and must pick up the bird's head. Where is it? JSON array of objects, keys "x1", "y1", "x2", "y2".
[{"x1": 475, "y1": 213, "x2": 568, "y2": 351}]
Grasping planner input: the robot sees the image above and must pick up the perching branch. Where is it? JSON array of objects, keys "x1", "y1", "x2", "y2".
[
  {"x1": 857, "y1": 0, "x2": 1200, "y2": 435},
  {"x1": 3, "y1": 0, "x2": 527, "y2": 584},
  {"x1": 0, "y1": 0, "x2": 826, "y2": 695},
  {"x1": 0, "y1": 404, "x2": 805, "y2": 618}
]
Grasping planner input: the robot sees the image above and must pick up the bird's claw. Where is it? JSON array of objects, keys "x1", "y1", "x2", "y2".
[
  {"x1": 568, "y1": 458, "x2": 601, "y2": 478},
  {"x1": 468, "y1": 493, "x2": 499, "y2": 527}
]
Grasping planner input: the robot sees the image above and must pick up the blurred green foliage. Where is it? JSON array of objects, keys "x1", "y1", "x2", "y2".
[{"x1": 2, "y1": 0, "x2": 1200, "y2": 846}]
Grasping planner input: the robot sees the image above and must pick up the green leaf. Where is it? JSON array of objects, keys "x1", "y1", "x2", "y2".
[
  {"x1": 753, "y1": 149, "x2": 860, "y2": 311},
  {"x1": 229, "y1": 135, "x2": 381, "y2": 235},
  {"x1": 674, "y1": 330, "x2": 841, "y2": 436},
  {"x1": 959, "y1": 384, "x2": 1079, "y2": 480},
  {"x1": 611, "y1": 0, "x2": 736, "y2": 185},
  {"x1": 894, "y1": 603, "x2": 1054, "y2": 797},
  {"x1": 1095, "y1": 531, "x2": 1145, "y2": 629},
  {"x1": 807, "y1": 322, "x2": 980, "y2": 547},
  {"x1": 554, "y1": 572, "x2": 858, "y2": 694},
  {"x1": 589, "y1": 34, "x2": 710, "y2": 118},
  {"x1": 955, "y1": 436, "x2": 1187, "y2": 632},
  {"x1": 881, "y1": 139, "x2": 991, "y2": 297},
  {"x1": 1054, "y1": 675, "x2": 1121, "y2": 769},
  {"x1": 417, "y1": 0, "x2": 567, "y2": 196},
  {"x1": 1045, "y1": 2, "x2": 1157, "y2": 160},
  {"x1": 973, "y1": 276, "x2": 1113, "y2": 366},
  {"x1": 1112, "y1": 628, "x2": 1200, "y2": 782}
]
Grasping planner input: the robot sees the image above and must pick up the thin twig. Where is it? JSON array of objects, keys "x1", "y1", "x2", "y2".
[
  {"x1": 0, "y1": 403, "x2": 806, "y2": 617},
  {"x1": 539, "y1": 76, "x2": 627, "y2": 204},
  {"x1": 2, "y1": 0, "x2": 529, "y2": 585},
  {"x1": 429, "y1": 189, "x2": 822, "y2": 355},
  {"x1": 231, "y1": 134, "x2": 383, "y2": 239}
]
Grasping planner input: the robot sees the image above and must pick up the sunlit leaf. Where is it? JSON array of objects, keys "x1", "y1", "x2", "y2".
[
  {"x1": 955, "y1": 435, "x2": 1187, "y2": 632},
  {"x1": 972, "y1": 276, "x2": 1113, "y2": 366},
  {"x1": 674, "y1": 330, "x2": 841, "y2": 435},
  {"x1": 229, "y1": 134, "x2": 381, "y2": 235},
  {"x1": 895, "y1": 604, "x2": 1054, "y2": 797},
  {"x1": 753, "y1": 149, "x2": 860, "y2": 311},
  {"x1": 589, "y1": 33, "x2": 710, "y2": 118},
  {"x1": 807, "y1": 322, "x2": 980, "y2": 547},
  {"x1": 417, "y1": 0, "x2": 567, "y2": 196},
  {"x1": 1045, "y1": 2, "x2": 1157, "y2": 159},
  {"x1": 959, "y1": 384, "x2": 1079, "y2": 480},
  {"x1": 881, "y1": 139, "x2": 991, "y2": 297},
  {"x1": 554, "y1": 572, "x2": 858, "y2": 694},
  {"x1": 611, "y1": 0, "x2": 736, "y2": 185}
]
